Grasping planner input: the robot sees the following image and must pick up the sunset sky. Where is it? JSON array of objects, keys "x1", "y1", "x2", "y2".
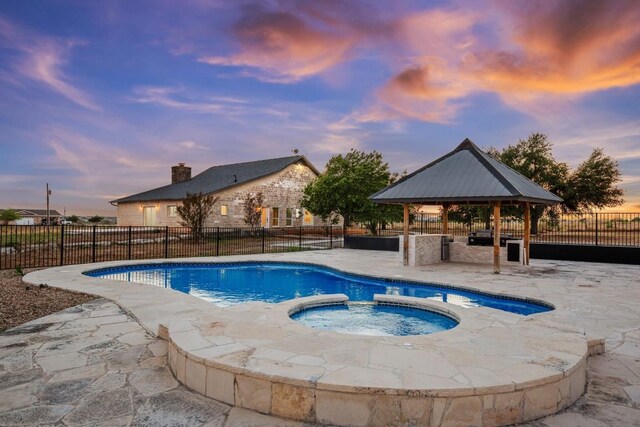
[{"x1": 1, "y1": 0, "x2": 639, "y2": 216}]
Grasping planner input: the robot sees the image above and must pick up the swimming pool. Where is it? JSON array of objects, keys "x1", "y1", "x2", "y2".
[{"x1": 86, "y1": 261, "x2": 552, "y2": 315}]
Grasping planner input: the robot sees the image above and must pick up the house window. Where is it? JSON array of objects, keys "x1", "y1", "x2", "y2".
[
  {"x1": 220, "y1": 205, "x2": 228, "y2": 216},
  {"x1": 271, "y1": 207, "x2": 279, "y2": 227},
  {"x1": 303, "y1": 209, "x2": 313, "y2": 226},
  {"x1": 285, "y1": 208, "x2": 293, "y2": 226},
  {"x1": 167, "y1": 205, "x2": 177, "y2": 217}
]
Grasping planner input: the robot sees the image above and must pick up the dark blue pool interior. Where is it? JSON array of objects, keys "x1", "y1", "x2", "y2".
[
  {"x1": 291, "y1": 303, "x2": 459, "y2": 336},
  {"x1": 85, "y1": 262, "x2": 552, "y2": 315}
]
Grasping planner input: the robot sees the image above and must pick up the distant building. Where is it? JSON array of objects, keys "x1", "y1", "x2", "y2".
[
  {"x1": 0, "y1": 209, "x2": 62, "y2": 225},
  {"x1": 111, "y1": 156, "x2": 324, "y2": 228}
]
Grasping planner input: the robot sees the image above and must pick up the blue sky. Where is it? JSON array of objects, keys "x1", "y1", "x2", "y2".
[{"x1": 1, "y1": 0, "x2": 639, "y2": 215}]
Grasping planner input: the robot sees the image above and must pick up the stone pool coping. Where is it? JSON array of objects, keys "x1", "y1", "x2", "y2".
[{"x1": 24, "y1": 254, "x2": 591, "y2": 426}]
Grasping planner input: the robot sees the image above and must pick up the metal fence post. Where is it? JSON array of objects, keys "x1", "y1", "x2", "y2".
[
  {"x1": 59, "y1": 224, "x2": 65, "y2": 266},
  {"x1": 164, "y1": 226, "x2": 169, "y2": 258},
  {"x1": 128, "y1": 226, "x2": 132, "y2": 260},
  {"x1": 299, "y1": 226, "x2": 303, "y2": 250},
  {"x1": 92, "y1": 225, "x2": 97, "y2": 262},
  {"x1": 262, "y1": 227, "x2": 265, "y2": 253},
  {"x1": 216, "y1": 227, "x2": 220, "y2": 256},
  {"x1": 329, "y1": 225, "x2": 333, "y2": 249},
  {"x1": 595, "y1": 213, "x2": 599, "y2": 246}
]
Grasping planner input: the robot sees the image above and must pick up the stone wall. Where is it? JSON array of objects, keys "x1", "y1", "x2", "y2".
[
  {"x1": 399, "y1": 235, "x2": 443, "y2": 266},
  {"x1": 399, "y1": 234, "x2": 522, "y2": 266},
  {"x1": 449, "y1": 241, "x2": 510, "y2": 264},
  {"x1": 116, "y1": 161, "x2": 329, "y2": 228}
]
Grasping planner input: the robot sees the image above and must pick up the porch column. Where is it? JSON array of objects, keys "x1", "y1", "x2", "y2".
[
  {"x1": 403, "y1": 203, "x2": 410, "y2": 266},
  {"x1": 493, "y1": 201, "x2": 501, "y2": 274},
  {"x1": 442, "y1": 203, "x2": 450, "y2": 234},
  {"x1": 523, "y1": 202, "x2": 531, "y2": 265}
]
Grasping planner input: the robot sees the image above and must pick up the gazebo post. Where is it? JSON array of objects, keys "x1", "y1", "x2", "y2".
[
  {"x1": 403, "y1": 203, "x2": 410, "y2": 266},
  {"x1": 442, "y1": 203, "x2": 449, "y2": 234},
  {"x1": 523, "y1": 202, "x2": 531, "y2": 265},
  {"x1": 493, "y1": 201, "x2": 501, "y2": 274}
]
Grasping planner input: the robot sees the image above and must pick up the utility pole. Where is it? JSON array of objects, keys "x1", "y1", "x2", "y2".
[{"x1": 46, "y1": 183, "x2": 51, "y2": 225}]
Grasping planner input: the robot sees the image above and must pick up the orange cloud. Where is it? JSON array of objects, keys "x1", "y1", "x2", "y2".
[
  {"x1": 359, "y1": 9, "x2": 478, "y2": 123},
  {"x1": 370, "y1": 63, "x2": 469, "y2": 123},
  {"x1": 359, "y1": 1, "x2": 640, "y2": 123},
  {"x1": 466, "y1": 0, "x2": 640, "y2": 95},
  {"x1": 197, "y1": 1, "x2": 640, "y2": 123},
  {"x1": 199, "y1": 5, "x2": 358, "y2": 82},
  {"x1": 399, "y1": 9, "x2": 477, "y2": 58}
]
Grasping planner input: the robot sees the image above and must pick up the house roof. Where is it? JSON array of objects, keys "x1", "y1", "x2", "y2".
[
  {"x1": 370, "y1": 138, "x2": 563, "y2": 205},
  {"x1": 112, "y1": 155, "x2": 319, "y2": 204},
  {"x1": 0, "y1": 209, "x2": 62, "y2": 216}
]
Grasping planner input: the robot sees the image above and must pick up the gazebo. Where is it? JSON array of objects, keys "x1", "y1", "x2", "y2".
[{"x1": 370, "y1": 138, "x2": 562, "y2": 273}]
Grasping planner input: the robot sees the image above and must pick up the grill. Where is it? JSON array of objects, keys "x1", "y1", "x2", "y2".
[{"x1": 468, "y1": 229, "x2": 513, "y2": 247}]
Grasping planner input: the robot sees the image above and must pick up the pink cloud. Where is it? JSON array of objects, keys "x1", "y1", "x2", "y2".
[
  {"x1": 359, "y1": 8, "x2": 478, "y2": 123},
  {"x1": 357, "y1": 1, "x2": 640, "y2": 123},
  {"x1": 132, "y1": 86, "x2": 227, "y2": 113},
  {"x1": 0, "y1": 16, "x2": 100, "y2": 111},
  {"x1": 465, "y1": 1, "x2": 640, "y2": 95},
  {"x1": 198, "y1": 3, "x2": 364, "y2": 82},
  {"x1": 130, "y1": 85, "x2": 291, "y2": 119}
]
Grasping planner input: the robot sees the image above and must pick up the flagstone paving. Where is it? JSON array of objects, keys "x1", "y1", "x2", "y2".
[
  {"x1": 0, "y1": 299, "x2": 312, "y2": 426},
  {"x1": 3, "y1": 251, "x2": 640, "y2": 426}
]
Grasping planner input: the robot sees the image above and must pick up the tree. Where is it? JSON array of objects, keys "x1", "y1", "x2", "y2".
[
  {"x1": 67, "y1": 215, "x2": 80, "y2": 223},
  {"x1": 243, "y1": 192, "x2": 264, "y2": 228},
  {"x1": 490, "y1": 133, "x2": 624, "y2": 234},
  {"x1": 177, "y1": 192, "x2": 218, "y2": 240},
  {"x1": 302, "y1": 149, "x2": 401, "y2": 235},
  {"x1": 568, "y1": 148, "x2": 624, "y2": 211},
  {"x1": 447, "y1": 205, "x2": 491, "y2": 229},
  {"x1": 87, "y1": 215, "x2": 104, "y2": 224},
  {"x1": 0, "y1": 209, "x2": 21, "y2": 225},
  {"x1": 493, "y1": 133, "x2": 570, "y2": 234}
]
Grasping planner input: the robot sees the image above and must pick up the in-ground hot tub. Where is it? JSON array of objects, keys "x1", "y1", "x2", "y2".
[{"x1": 290, "y1": 301, "x2": 459, "y2": 336}]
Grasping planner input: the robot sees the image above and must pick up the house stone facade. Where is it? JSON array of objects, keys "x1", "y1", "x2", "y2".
[{"x1": 113, "y1": 156, "x2": 324, "y2": 228}]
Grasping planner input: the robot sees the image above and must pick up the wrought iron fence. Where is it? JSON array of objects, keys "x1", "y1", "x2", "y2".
[
  {"x1": 2, "y1": 213, "x2": 638, "y2": 270},
  {"x1": 0, "y1": 225, "x2": 344, "y2": 270},
  {"x1": 351, "y1": 212, "x2": 640, "y2": 247}
]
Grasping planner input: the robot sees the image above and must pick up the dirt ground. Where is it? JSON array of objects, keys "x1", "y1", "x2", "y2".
[{"x1": 0, "y1": 268, "x2": 96, "y2": 332}]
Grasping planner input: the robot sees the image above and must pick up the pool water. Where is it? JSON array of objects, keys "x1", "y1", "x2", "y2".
[
  {"x1": 86, "y1": 262, "x2": 551, "y2": 315},
  {"x1": 291, "y1": 303, "x2": 458, "y2": 336}
]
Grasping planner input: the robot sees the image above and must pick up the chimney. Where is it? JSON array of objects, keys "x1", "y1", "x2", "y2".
[{"x1": 171, "y1": 163, "x2": 191, "y2": 184}]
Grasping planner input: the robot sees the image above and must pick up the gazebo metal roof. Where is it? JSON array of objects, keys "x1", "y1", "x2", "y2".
[{"x1": 370, "y1": 138, "x2": 562, "y2": 205}]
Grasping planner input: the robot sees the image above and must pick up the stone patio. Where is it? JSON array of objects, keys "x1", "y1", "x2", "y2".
[
  {"x1": 4, "y1": 249, "x2": 639, "y2": 425},
  {"x1": 0, "y1": 299, "x2": 312, "y2": 426}
]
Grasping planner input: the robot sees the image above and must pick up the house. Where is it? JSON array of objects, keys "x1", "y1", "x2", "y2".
[
  {"x1": 0, "y1": 209, "x2": 62, "y2": 225},
  {"x1": 111, "y1": 156, "x2": 323, "y2": 228}
]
